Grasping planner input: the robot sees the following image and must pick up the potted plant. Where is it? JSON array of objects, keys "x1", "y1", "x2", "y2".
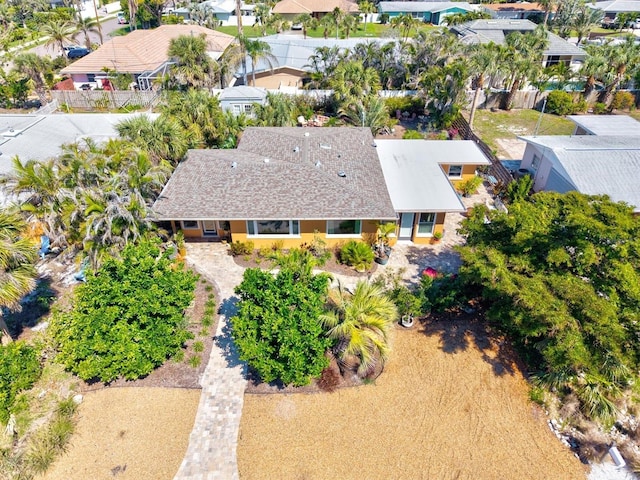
[
  {"x1": 457, "y1": 175, "x2": 483, "y2": 198},
  {"x1": 431, "y1": 231, "x2": 443, "y2": 244},
  {"x1": 374, "y1": 222, "x2": 395, "y2": 265}
]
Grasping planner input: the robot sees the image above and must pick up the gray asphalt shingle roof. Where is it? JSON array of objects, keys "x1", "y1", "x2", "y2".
[
  {"x1": 519, "y1": 135, "x2": 640, "y2": 212},
  {"x1": 153, "y1": 127, "x2": 397, "y2": 221}
]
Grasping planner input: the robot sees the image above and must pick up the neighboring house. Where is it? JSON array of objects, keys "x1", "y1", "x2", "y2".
[
  {"x1": 590, "y1": 0, "x2": 640, "y2": 23},
  {"x1": 152, "y1": 127, "x2": 490, "y2": 246},
  {"x1": 378, "y1": 2, "x2": 476, "y2": 25},
  {"x1": 450, "y1": 19, "x2": 587, "y2": 67},
  {"x1": 214, "y1": 86, "x2": 267, "y2": 117},
  {"x1": 0, "y1": 113, "x2": 158, "y2": 176},
  {"x1": 272, "y1": 0, "x2": 359, "y2": 21},
  {"x1": 518, "y1": 135, "x2": 640, "y2": 213},
  {"x1": 240, "y1": 35, "x2": 394, "y2": 89},
  {"x1": 171, "y1": 0, "x2": 255, "y2": 24},
  {"x1": 59, "y1": 25, "x2": 235, "y2": 91},
  {"x1": 567, "y1": 114, "x2": 640, "y2": 136},
  {"x1": 482, "y1": 2, "x2": 547, "y2": 20}
]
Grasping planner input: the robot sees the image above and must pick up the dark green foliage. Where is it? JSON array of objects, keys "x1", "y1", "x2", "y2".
[
  {"x1": 339, "y1": 240, "x2": 374, "y2": 271},
  {"x1": 418, "y1": 273, "x2": 471, "y2": 313},
  {"x1": 458, "y1": 191, "x2": 640, "y2": 424},
  {"x1": 230, "y1": 240, "x2": 254, "y2": 256},
  {"x1": 231, "y1": 267, "x2": 332, "y2": 386},
  {"x1": 0, "y1": 342, "x2": 41, "y2": 423},
  {"x1": 50, "y1": 240, "x2": 196, "y2": 383},
  {"x1": 611, "y1": 91, "x2": 636, "y2": 111},
  {"x1": 402, "y1": 129, "x2": 424, "y2": 139},
  {"x1": 505, "y1": 174, "x2": 534, "y2": 203},
  {"x1": 384, "y1": 96, "x2": 425, "y2": 117},
  {"x1": 546, "y1": 90, "x2": 580, "y2": 115},
  {"x1": 387, "y1": 284, "x2": 422, "y2": 317}
]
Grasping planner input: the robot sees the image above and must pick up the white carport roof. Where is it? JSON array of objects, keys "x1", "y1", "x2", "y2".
[{"x1": 376, "y1": 140, "x2": 481, "y2": 213}]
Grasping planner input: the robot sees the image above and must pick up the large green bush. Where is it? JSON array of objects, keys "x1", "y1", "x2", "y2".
[
  {"x1": 50, "y1": 240, "x2": 196, "y2": 383},
  {"x1": 0, "y1": 341, "x2": 41, "y2": 423},
  {"x1": 546, "y1": 90, "x2": 580, "y2": 116},
  {"x1": 232, "y1": 267, "x2": 332, "y2": 386},
  {"x1": 339, "y1": 240, "x2": 374, "y2": 272}
]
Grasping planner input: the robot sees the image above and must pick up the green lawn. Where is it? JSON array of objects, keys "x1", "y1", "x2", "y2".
[{"x1": 467, "y1": 109, "x2": 575, "y2": 152}]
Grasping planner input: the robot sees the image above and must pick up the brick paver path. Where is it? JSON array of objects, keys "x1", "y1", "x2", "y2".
[{"x1": 174, "y1": 243, "x2": 247, "y2": 480}]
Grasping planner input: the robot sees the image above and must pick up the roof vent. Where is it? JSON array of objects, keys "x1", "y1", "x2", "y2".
[
  {"x1": 293, "y1": 146, "x2": 300, "y2": 153},
  {"x1": 315, "y1": 160, "x2": 322, "y2": 168},
  {"x1": 320, "y1": 144, "x2": 331, "y2": 150},
  {"x1": 231, "y1": 162, "x2": 237, "y2": 168},
  {"x1": 264, "y1": 158, "x2": 270, "y2": 163},
  {"x1": 304, "y1": 132, "x2": 310, "y2": 137},
  {"x1": 337, "y1": 171, "x2": 346, "y2": 178},
  {"x1": 372, "y1": 141, "x2": 377, "y2": 147}
]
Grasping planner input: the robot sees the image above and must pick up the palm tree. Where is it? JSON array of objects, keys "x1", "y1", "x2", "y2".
[
  {"x1": 265, "y1": 13, "x2": 289, "y2": 33},
  {"x1": 254, "y1": 92, "x2": 295, "y2": 126},
  {"x1": 468, "y1": 43, "x2": 499, "y2": 128},
  {"x1": 319, "y1": 14, "x2": 334, "y2": 39},
  {"x1": 539, "y1": 0, "x2": 557, "y2": 27},
  {"x1": 331, "y1": 7, "x2": 345, "y2": 39},
  {"x1": 128, "y1": 0, "x2": 138, "y2": 30},
  {"x1": 40, "y1": 19, "x2": 75, "y2": 58},
  {"x1": 304, "y1": 45, "x2": 344, "y2": 88},
  {"x1": 339, "y1": 96, "x2": 389, "y2": 134},
  {"x1": 320, "y1": 281, "x2": 398, "y2": 376},
  {"x1": 390, "y1": 14, "x2": 419, "y2": 43},
  {"x1": 116, "y1": 115, "x2": 189, "y2": 164},
  {"x1": 293, "y1": 12, "x2": 316, "y2": 39},
  {"x1": 329, "y1": 60, "x2": 381, "y2": 106},
  {"x1": 0, "y1": 210, "x2": 37, "y2": 345},
  {"x1": 219, "y1": 42, "x2": 244, "y2": 88},
  {"x1": 244, "y1": 38, "x2": 278, "y2": 87},
  {"x1": 167, "y1": 33, "x2": 219, "y2": 89},
  {"x1": 598, "y1": 36, "x2": 640, "y2": 104},
  {"x1": 573, "y1": 4, "x2": 604, "y2": 45},
  {"x1": 12, "y1": 53, "x2": 51, "y2": 106},
  {"x1": 254, "y1": 3, "x2": 272, "y2": 36},
  {"x1": 342, "y1": 14, "x2": 360, "y2": 39},
  {"x1": 74, "y1": 16, "x2": 102, "y2": 49},
  {"x1": 359, "y1": 0, "x2": 375, "y2": 34},
  {"x1": 580, "y1": 47, "x2": 607, "y2": 99}
]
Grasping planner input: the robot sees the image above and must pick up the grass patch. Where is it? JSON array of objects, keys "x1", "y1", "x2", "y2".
[
  {"x1": 188, "y1": 355, "x2": 202, "y2": 368},
  {"x1": 193, "y1": 341, "x2": 204, "y2": 353},
  {"x1": 468, "y1": 108, "x2": 575, "y2": 152},
  {"x1": 216, "y1": 23, "x2": 439, "y2": 39}
]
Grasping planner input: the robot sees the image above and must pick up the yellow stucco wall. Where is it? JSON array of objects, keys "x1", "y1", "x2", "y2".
[
  {"x1": 440, "y1": 164, "x2": 479, "y2": 187},
  {"x1": 253, "y1": 68, "x2": 305, "y2": 89},
  {"x1": 411, "y1": 212, "x2": 446, "y2": 245}
]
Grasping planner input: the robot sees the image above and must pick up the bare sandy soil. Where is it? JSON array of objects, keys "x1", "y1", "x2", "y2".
[
  {"x1": 42, "y1": 388, "x2": 200, "y2": 480},
  {"x1": 238, "y1": 320, "x2": 587, "y2": 480}
]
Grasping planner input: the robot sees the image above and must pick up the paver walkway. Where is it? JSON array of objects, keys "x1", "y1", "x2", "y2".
[
  {"x1": 174, "y1": 243, "x2": 247, "y2": 480},
  {"x1": 173, "y1": 183, "x2": 494, "y2": 479}
]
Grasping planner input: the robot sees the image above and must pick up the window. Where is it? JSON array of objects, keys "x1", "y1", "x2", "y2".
[
  {"x1": 243, "y1": 104, "x2": 253, "y2": 114},
  {"x1": 448, "y1": 165, "x2": 463, "y2": 178},
  {"x1": 247, "y1": 220, "x2": 300, "y2": 236},
  {"x1": 417, "y1": 213, "x2": 435, "y2": 236},
  {"x1": 531, "y1": 154, "x2": 541, "y2": 171},
  {"x1": 233, "y1": 104, "x2": 241, "y2": 115},
  {"x1": 87, "y1": 74, "x2": 96, "y2": 82},
  {"x1": 181, "y1": 220, "x2": 199, "y2": 229},
  {"x1": 327, "y1": 220, "x2": 361, "y2": 236}
]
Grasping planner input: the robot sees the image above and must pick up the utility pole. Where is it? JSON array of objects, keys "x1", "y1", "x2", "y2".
[{"x1": 533, "y1": 97, "x2": 547, "y2": 136}]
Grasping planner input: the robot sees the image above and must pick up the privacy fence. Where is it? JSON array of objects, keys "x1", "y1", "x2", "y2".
[{"x1": 50, "y1": 90, "x2": 160, "y2": 111}]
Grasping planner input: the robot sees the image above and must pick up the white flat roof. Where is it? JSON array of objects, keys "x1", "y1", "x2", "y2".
[
  {"x1": 567, "y1": 115, "x2": 640, "y2": 136},
  {"x1": 376, "y1": 140, "x2": 472, "y2": 212}
]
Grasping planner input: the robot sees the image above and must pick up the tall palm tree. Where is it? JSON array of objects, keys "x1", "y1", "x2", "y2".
[
  {"x1": 40, "y1": 19, "x2": 75, "y2": 58},
  {"x1": 359, "y1": 0, "x2": 375, "y2": 34},
  {"x1": 468, "y1": 43, "x2": 499, "y2": 128},
  {"x1": 539, "y1": 0, "x2": 557, "y2": 27},
  {"x1": 219, "y1": 41, "x2": 244, "y2": 88},
  {"x1": 128, "y1": 0, "x2": 138, "y2": 30},
  {"x1": 319, "y1": 14, "x2": 334, "y2": 39},
  {"x1": 580, "y1": 47, "x2": 607, "y2": 99},
  {"x1": 74, "y1": 16, "x2": 102, "y2": 49},
  {"x1": 254, "y1": 3, "x2": 272, "y2": 36},
  {"x1": 331, "y1": 7, "x2": 345, "y2": 39},
  {"x1": 254, "y1": 92, "x2": 295, "y2": 126},
  {"x1": 116, "y1": 115, "x2": 189, "y2": 164},
  {"x1": 293, "y1": 12, "x2": 316, "y2": 40},
  {"x1": 341, "y1": 14, "x2": 360, "y2": 39},
  {"x1": 573, "y1": 5, "x2": 604, "y2": 45},
  {"x1": 598, "y1": 36, "x2": 640, "y2": 104},
  {"x1": 11, "y1": 53, "x2": 51, "y2": 106},
  {"x1": 167, "y1": 33, "x2": 219, "y2": 89},
  {"x1": 0, "y1": 210, "x2": 37, "y2": 345},
  {"x1": 339, "y1": 96, "x2": 389, "y2": 134},
  {"x1": 329, "y1": 60, "x2": 381, "y2": 106},
  {"x1": 390, "y1": 14, "x2": 419, "y2": 43},
  {"x1": 244, "y1": 38, "x2": 278, "y2": 86},
  {"x1": 320, "y1": 281, "x2": 398, "y2": 376}
]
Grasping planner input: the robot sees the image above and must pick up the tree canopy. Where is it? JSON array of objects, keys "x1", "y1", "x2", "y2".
[{"x1": 458, "y1": 192, "x2": 640, "y2": 424}]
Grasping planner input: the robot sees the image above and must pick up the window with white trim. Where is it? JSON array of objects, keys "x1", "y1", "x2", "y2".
[
  {"x1": 243, "y1": 104, "x2": 252, "y2": 114},
  {"x1": 181, "y1": 220, "x2": 199, "y2": 229},
  {"x1": 327, "y1": 220, "x2": 361, "y2": 236},
  {"x1": 247, "y1": 220, "x2": 300, "y2": 236},
  {"x1": 448, "y1": 165, "x2": 463, "y2": 178},
  {"x1": 233, "y1": 104, "x2": 241, "y2": 115},
  {"x1": 417, "y1": 213, "x2": 435, "y2": 236}
]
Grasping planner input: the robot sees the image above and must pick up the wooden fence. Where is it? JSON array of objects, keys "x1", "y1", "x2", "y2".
[{"x1": 51, "y1": 90, "x2": 160, "y2": 111}]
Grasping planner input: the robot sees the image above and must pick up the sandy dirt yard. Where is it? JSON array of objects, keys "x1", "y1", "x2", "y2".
[
  {"x1": 42, "y1": 387, "x2": 200, "y2": 480},
  {"x1": 238, "y1": 320, "x2": 586, "y2": 480}
]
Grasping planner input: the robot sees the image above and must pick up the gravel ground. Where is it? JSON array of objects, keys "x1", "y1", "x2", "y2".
[
  {"x1": 42, "y1": 388, "x2": 200, "y2": 480},
  {"x1": 238, "y1": 319, "x2": 586, "y2": 480}
]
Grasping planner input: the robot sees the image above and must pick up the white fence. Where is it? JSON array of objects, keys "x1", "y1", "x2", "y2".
[{"x1": 51, "y1": 90, "x2": 160, "y2": 111}]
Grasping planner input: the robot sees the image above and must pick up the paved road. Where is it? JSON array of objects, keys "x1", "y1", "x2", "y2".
[{"x1": 30, "y1": 17, "x2": 122, "y2": 58}]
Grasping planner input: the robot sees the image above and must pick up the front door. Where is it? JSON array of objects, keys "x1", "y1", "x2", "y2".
[
  {"x1": 399, "y1": 213, "x2": 414, "y2": 240},
  {"x1": 202, "y1": 220, "x2": 218, "y2": 236}
]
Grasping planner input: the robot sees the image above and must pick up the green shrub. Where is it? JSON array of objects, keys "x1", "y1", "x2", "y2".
[
  {"x1": 193, "y1": 341, "x2": 204, "y2": 353},
  {"x1": 188, "y1": 355, "x2": 202, "y2": 368},
  {"x1": 387, "y1": 285, "x2": 422, "y2": 317},
  {"x1": 50, "y1": 240, "x2": 196, "y2": 383},
  {"x1": 457, "y1": 175, "x2": 483, "y2": 197},
  {"x1": 0, "y1": 341, "x2": 42, "y2": 423},
  {"x1": 611, "y1": 91, "x2": 636, "y2": 111},
  {"x1": 546, "y1": 90, "x2": 578, "y2": 116},
  {"x1": 339, "y1": 240, "x2": 374, "y2": 272},
  {"x1": 385, "y1": 96, "x2": 424, "y2": 117},
  {"x1": 402, "y1": 129, "x2": 424, "y2": 139},
  {"x1": 593, "y1": 102, "x2": 608, "y2": 114},
  {"x1": 232, "y1": 267, "x2": 332, "y2": 386},
  {"x1": 230, "y1": 240, "x2": 254, "y2": 256}
]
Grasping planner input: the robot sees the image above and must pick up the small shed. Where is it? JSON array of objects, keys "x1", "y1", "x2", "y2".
[{"x1": 214, "y1": 86, "x2": 268, "y2": 117}]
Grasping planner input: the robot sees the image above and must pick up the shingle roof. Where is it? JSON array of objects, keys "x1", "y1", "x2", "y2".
[
  {"x1": 591, "y1": 0, "x2": 640, "y2": 13},
  {"x1": 152, "y1": 127, "x2": 396, "y2": 221},
  {"x1": 60, "y1": 25, "x2": 235, "y2": 75},
  {"x1": 484, "y1": 2, "x2": 546, "y2": 12},
  {"x1": 272, "y1": 0, "x2": 359, "y2": 15},
  {"x1": 379, "y1": 2, "x2": 475, "y2": 14},
  {"x1": 451, "y1": 19, "x2": 586, "y2": 57},
  {"x1": 568, "y1": 115, "x2": 640, "y2": 136},
  {"x1": 519, "y1": 135, "x2": 640, "y2": 212}
]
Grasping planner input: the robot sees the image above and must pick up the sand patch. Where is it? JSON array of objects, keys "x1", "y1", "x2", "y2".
[
  {"x1": 42, "y1": 387, "x2": 200, "y2": 480},
  {"x1": 238, "y1": 321, "x2": 585, "y2": 480}
]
